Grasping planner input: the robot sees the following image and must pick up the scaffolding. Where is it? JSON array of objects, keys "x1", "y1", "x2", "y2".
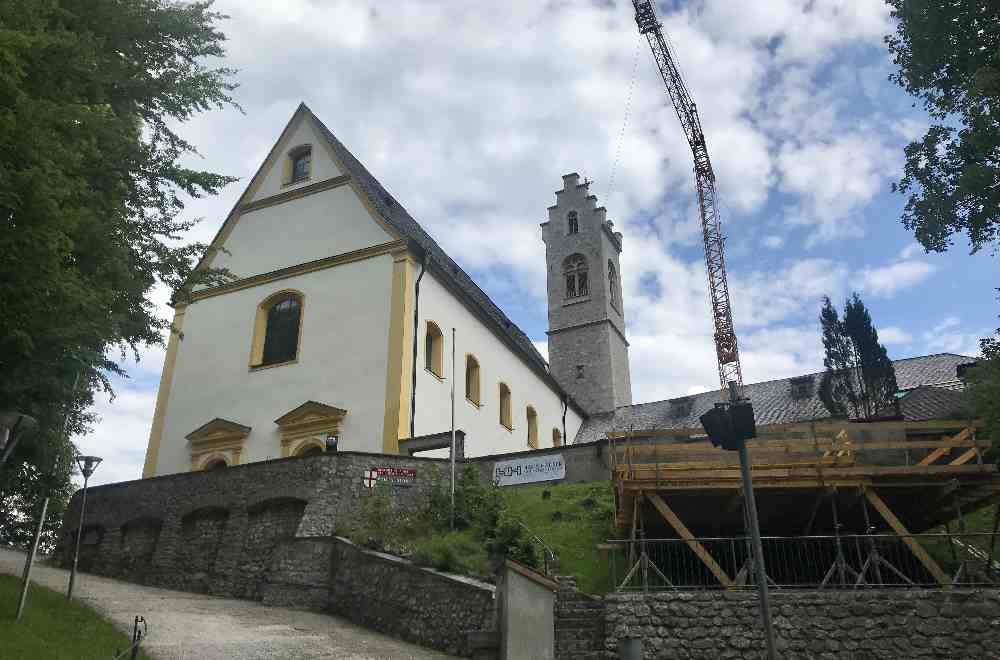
[{"x1": 609, "y1": 419, "x2": 999, "y2": 589}]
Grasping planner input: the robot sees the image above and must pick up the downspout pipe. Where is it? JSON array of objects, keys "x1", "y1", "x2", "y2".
[
  {"x1": 561, "y1": 396, "x2": 568, "y2": 447},
  {"x1": 409, "y1": 254, "x2": 428, "y2": 439}
]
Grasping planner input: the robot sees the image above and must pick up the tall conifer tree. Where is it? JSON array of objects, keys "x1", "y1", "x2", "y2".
[{"x1": 819, "y1": 294, "x2": 899, "y2": 420}]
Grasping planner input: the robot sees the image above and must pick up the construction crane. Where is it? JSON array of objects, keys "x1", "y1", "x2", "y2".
[{"x1": 631, "y1": 0, "x2": 744, "y2": 400}]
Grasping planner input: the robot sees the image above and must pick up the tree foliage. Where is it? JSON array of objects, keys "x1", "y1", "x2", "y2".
[
  {"x1": 0, "y1": 0, "x2": 238, "y2": 542},
  {"x1": 885, "y1": 0, "x2": 1000, "y2": 253},
  {"x1": 819, "y1": 294, "x2": 899, "y2": 420},
  {"x1": 963, "y1": 292, "x2": 1000, "y2": 447}
]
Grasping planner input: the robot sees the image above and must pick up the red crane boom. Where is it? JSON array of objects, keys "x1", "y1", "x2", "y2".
[{"x1": 632, "y1": 0, "x2": 744, "y2": 399}]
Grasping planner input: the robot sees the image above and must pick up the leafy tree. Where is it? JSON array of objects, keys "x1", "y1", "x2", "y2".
[
  {"x1": 963, "y1": 291, "x2": 1000, "y2": 447},
  {"x1": 0, "y1": 0, "x2": 237, "y2": 541},
  {"x1": 819, "y1": 294, "x2": 899, "y2": 420},
  {"x1": 885, "y1": 0, "x2": 1000, "y2": 253}
]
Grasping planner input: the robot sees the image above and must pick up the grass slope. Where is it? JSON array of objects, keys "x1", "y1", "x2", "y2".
[
  {"x1": 0, "y1": 574, "x2": 150, "y2": 660},
  {"x1": 502, "y1": 481, "x2": 615, "y2": 594}
]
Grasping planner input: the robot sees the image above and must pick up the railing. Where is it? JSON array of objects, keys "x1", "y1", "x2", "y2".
[{"x1": 607, "y1": 532, "x2": 1000, "y2": 591}]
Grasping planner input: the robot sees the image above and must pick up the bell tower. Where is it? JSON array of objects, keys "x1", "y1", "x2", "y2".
[{"x1": 542, "y1": 173, "x2": 632, "y2": 415}]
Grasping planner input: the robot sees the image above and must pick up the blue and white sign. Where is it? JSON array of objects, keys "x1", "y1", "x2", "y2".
[{"x1": 494, "y1": 454, "x2": 566, "y2": 486}]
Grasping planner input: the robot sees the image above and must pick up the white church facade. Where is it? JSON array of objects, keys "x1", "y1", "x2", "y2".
[{"x1": 141, "y1": 104, "x2": 631, "y2": 477}]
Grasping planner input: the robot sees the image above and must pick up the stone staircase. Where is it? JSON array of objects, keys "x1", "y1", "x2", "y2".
[{"x1": 554, "y1": 576, "x2": 606, "y2": 660}]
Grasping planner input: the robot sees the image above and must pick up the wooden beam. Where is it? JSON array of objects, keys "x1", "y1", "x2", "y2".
[
  {"x1": 917, "y1": 428, "x2": 971, "y2": 467},
  {"x1": 646, "y1": 493, "x2": 732, "y2": 587},
  {"x1": 864, "y1": 488, "x2": 950, "y2": 587},
  {"x1": 606, "y1": 418, "x2": 984, "y2": 441},
  {"x1": 950, "y1": 448, "x2": 979, "y2": 466}
]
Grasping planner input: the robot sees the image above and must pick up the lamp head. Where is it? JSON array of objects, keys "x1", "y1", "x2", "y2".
[{"x1": 76, "y1": 455, "x2": 102, "y2": 479}]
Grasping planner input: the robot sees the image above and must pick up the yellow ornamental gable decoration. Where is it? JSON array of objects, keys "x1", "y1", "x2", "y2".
[
  {"x1": 185, "y1": 418, "x2": 252, "y2": 470},
  {"x1": 274, "y1": 400, "x2": 348, "y2": 457}
]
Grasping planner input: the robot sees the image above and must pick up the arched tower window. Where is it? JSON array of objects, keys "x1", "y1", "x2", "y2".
[
  {"x1": 552, "y1": 428, "x2": 563, "y2": 447},
  {"x1": 567, "y1": 211, "x2": 579, "y2": 234},
  {"x1": 252, "y1": 292, "x2": 303, "y2": 368},
  {"x1": 204, "y1": 458, "x2": 228, "y2": 470},
  {"x1": 289, "y1": 145, "x2": 312, "y2": 183},
  {"x1": 425, "y1": 321, "x2": 444, "y2": 378},
  {"x1": 465, "y1": 355, "x2": 481, "y2": 405},
  {"x1": 608, "y1": 260, "x2": 619, "y2": 309},
  {"x1": 564, "y1": 254, "x2": 589, "y2": 299},
  {"x1": 526, "y1": 406, "x2": 538, "y2": 448},
  {"x1": 499, "y1": 383, "x2": 512, "y2": 430}
]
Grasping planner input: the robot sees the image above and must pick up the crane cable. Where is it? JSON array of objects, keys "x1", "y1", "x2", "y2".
[{"x1": 605, "y1": 36, "x2": 642, "y2": 205}]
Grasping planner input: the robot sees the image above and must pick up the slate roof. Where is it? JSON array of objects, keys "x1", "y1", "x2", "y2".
[
  {"x1": 892, "y1": 386, "x2": 969, "y2": 422},
  {"x1": 306, "y1": 106, "x2": 579, "y2": 408},
  {"x1": 573, "y1": 353, "x2": 976, "y2": 444}
]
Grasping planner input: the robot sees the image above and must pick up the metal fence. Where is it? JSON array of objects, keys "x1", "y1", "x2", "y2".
[{"x1": 608, "y1": 532, "x2": 1000, "y2": 591}]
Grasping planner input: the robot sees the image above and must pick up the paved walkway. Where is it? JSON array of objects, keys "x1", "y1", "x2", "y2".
[{"x1": 1, "y1": 548, "x2": 453, "y2": 659}]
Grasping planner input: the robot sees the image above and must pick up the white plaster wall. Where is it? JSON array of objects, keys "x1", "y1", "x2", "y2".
[
  {"x1": 212, "y1": 186, "x2": 395, "y2": 278},
  {"x1": 413, "y1": 270, "x2": 583, "y2": 457},
  {"x1": 154, "y1": 255, "x2": 394, "y2": 476},
  {"x1": 250, "y1": 117, "x2": 344, "y2": 202}
]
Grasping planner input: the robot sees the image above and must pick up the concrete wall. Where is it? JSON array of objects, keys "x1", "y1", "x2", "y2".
[
  {"x1": 500, "y1": 563, "x2": 556, "y2": 660},
  {"x1": 414, "y1": 268, "x2": 583, "y2": 458},
  {"x1": 467, "y1": 439, "x2": 612, "y2": 486},
  {"x1": 603, "y1": 589, "x2": 1000, "y2": 659},
  {"x1": 155, "y1": 254, "x2": 395, "y2": 475}
]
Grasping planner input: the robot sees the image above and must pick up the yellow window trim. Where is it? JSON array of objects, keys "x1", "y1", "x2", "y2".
[{"x1": 248, "y1": 289, "x2": 305, "y2": 370}]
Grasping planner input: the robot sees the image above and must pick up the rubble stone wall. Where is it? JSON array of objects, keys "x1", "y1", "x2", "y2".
[{"x1": 604, "y1": 589, "x2": 1000, "y2": 659}]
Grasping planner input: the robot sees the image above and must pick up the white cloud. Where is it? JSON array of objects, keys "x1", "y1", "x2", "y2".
[
  {"x1": 922, "y1": 317, "x2": 985, "y2": 358},
  {"x1": 879, "y1": 326, "x2": 913, "y2": 345},
  {"x1": 858, "y1": 259, "x2": 936, "y2": 297},
  {"x1": 73, "y1": 386, "x2": 158, "y2": 487},
  {"x1": 74, "y1": 0, "x2": 920, "y2": 482}
]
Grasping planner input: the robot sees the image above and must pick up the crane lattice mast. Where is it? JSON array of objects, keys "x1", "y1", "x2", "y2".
[{"x1": 632, "y1": 0, "x2": 744, "y2": 399}]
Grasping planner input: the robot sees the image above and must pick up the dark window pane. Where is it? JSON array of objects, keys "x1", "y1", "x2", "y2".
[
  {"x1": 262, "y1": 296, "x2": 301, "y2": 365},
  {"x1": 566, "y1": 274, "x2": 576, "y2": 298},
  {"x1": 578, "y1": 272, "x2": 589, "y2": 297},
  {"x1": 292, "y1": 151, "x2": 311, "y2": 182}
]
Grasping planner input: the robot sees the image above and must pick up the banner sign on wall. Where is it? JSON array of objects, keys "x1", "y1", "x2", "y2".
[
  {"x1": 493, "y1": 454, "x2": 566, "y2": 486},
  {"x1": 363, "y1": 467, "x2": 417, "y2": 490}
]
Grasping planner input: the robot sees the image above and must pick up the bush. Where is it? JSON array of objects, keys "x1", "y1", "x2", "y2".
[{"x1": 412, "y1": 530, "x2": 488, "y2": 576}]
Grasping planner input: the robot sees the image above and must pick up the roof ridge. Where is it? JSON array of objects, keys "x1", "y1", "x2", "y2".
[
  {"x1": 304, "y1": 108, "x2": 560, "y2": 390},
  {"x1": 616, "y1": 351, "x2": 972, "y2": 411}
]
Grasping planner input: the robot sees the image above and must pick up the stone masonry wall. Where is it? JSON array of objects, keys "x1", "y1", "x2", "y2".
[
  {"x1": 555, "y1": 575, "x2": 605, "y2": 660},
  {"x1": 57, "y1": 451, "x2": 448, "y2": 598},
  {"x1": 328, "y1": 537, "x2": 496, "y2": 656},
  {"x1": 605, "y1": 589, "x2": 1000, "y2": 659}
]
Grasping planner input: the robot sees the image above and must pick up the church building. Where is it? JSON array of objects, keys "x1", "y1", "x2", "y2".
[{"x1": 141, "y1": 104, "x2": 630, "y2": 477}]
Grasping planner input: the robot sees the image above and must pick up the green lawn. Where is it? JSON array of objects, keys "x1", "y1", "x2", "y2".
[
  {"x1": 502, "y1": 481, "x2": 615, "y2": 594},
  {"x1": 0, "y1": 574, "x2": 151, "y2": 660}
]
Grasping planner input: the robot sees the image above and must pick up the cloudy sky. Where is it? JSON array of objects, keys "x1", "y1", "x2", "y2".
[{"x1": 76, "y1": 0, "x2": 997, "y2": 486}]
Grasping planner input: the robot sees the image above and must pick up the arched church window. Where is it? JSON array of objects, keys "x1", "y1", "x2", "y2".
[
  {"x1": 608, "y1": 260, "x2": 619, "y2": 309},
  {"x1": 204, "y1": 458, "x2": 228, "y2": 470},
  {"x1": 252, "y1": 292, "x2": 302, "y2": 366},
  {"x1": 552, "y1": 428, "x2": 563, "y2": 447},
  {"x1": 526, "y1": 406, "x2": 538, "y2": 448},
  {"x1": 425, "y1": 321, "x2": 444, "y2": 378},
  {"x1": 567, "y1": 211, "x2": 579, "y2": 234},
  {"x1": 499, "y1": 383, "x2": 512, "y2": 430},
  {"x1": 466, "y1": 354, "x2": 481, "y2": 405},
  {"x1": 564, "y1": 254, "x2": 588, "y2": 299},
  {"x1": 289, "y1": 145, "x2": 312, "y2": 183},
  {"x1": 297, "y1": 444, "x2": 324, "y2": 457}
]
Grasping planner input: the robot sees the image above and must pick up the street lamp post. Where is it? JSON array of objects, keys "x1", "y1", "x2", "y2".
[{"x1": 67, "y1": 454, "x2": 102, "y2": 600}]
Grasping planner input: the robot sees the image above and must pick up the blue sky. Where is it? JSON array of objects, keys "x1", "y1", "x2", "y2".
[{"x1": 75, "y1": 1, "x2": 997, "y2": 486}]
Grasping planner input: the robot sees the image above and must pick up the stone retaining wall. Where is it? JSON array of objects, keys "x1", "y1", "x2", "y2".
[
  {"x1": 604, "y1": 589, "x2": 1000, "y2": 659},
  {"x1": 56, "y1": 451, "x2": 447, "y2": 597},
  {"x1": 329, "y1": 537, "x2": 495, "y2": 656}
]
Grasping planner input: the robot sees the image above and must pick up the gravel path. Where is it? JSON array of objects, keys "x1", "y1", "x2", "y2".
[{"x1": 1, "y1": 548, "x2": 453, "y2": 659}]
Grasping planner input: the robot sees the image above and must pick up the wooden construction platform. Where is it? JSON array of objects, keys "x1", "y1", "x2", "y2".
[{"x1": 611, "y1": 419, "x2": 997, "y2": 538}]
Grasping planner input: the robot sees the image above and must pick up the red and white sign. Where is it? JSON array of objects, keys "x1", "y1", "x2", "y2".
[{"x1": 362, "y1": 466, "x2": 417, "y2": 490}]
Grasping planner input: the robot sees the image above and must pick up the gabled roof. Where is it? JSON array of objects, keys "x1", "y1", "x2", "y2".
[
  {"x1": 573, "y1": 353, "x2": 976, "y2": 444},
  {"x1": 303, "y1": 105, "x2": 584, "y2": 414},
  {"x1": 191, "y1": 103, "x2": 581, "y2": 416}
]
